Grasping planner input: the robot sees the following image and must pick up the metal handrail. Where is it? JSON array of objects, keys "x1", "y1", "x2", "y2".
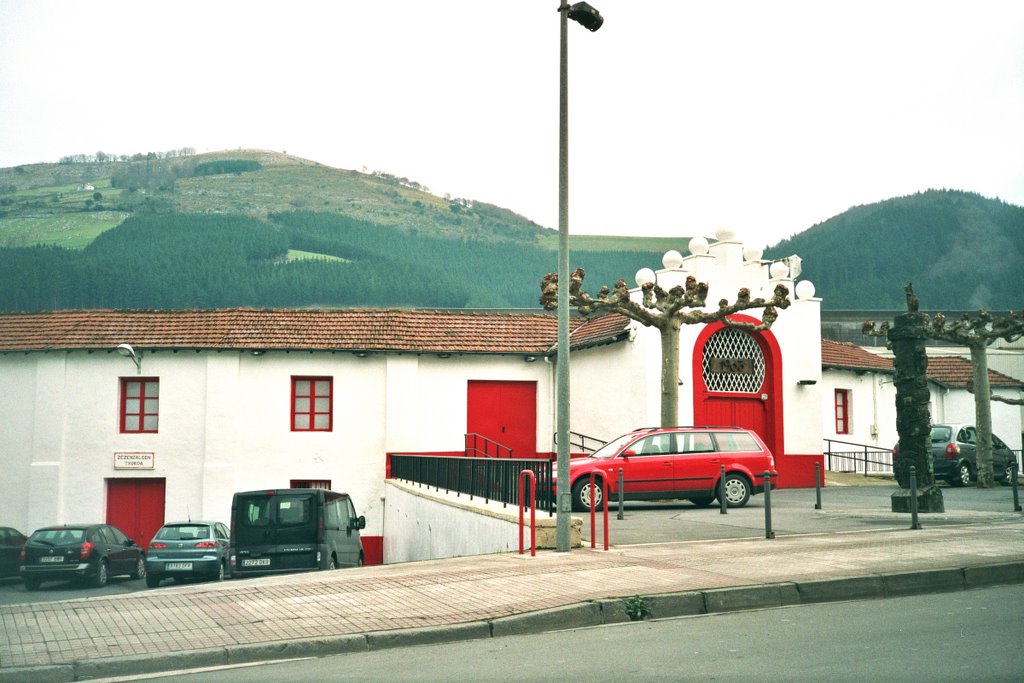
[
  {"x1": 389, "y1": 453, "x2": 554, "y2": 513},
  {"x1": 823, "y1": 438, "x2": 894, "y2": 476},
  {"x1": 464, "y1": 433, "x2": 513, "y2": 458},
  {"x1": 553, "y1": 430, "x2": 608, "y2": 453}
]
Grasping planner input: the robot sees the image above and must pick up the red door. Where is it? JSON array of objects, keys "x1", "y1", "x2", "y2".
[
  {"x1": 703, "y1": 395, "x2": 769, "y2": 441},
  {"x1": 467, "y1": 380, "x2": 537, "y2": 457},
  {"x1": 106, "y1": 478, "x2": 166, "y2": 550}
]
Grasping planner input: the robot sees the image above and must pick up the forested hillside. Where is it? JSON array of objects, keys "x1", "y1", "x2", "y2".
[
  {"x1": 0, "y1": 211, "x2": 668, "y2": 311},
  {"x1": 765, "y1": 190, "x2": 1024, "y2": 310},
  {"x1": 2, "y1": 151, "x2": 1021, "y2": 313}
]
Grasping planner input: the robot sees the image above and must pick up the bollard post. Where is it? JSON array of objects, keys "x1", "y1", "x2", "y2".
[
  {"x1": 909, "y1": 465, "x2": 921, "y2": 530},
  {"x1": 518, "y1": 470, "x2": 536, "y2": 556},
  {"x1": 719, "y1": 465, "x2": 728, "y2": 514},
  {"x1": 617, "y1": 468, "x2": 624, "y2": 520},
  {"x1": 589, "y1": 472, "x2": 597, "y2": 549},
  {"x1": 763, "y1": 470, "x2": 775, "y2": 539},
  {"x1": 1012, "y1": 463, "x2": 1022, "y2": 512},
  {"x1": 814, "y1": 461, "x2": 822, "y2": 510}
]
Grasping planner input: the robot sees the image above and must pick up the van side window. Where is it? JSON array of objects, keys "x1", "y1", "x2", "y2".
[{"x1": 325, "y1": 497, "x2": 342, "y2": 529}]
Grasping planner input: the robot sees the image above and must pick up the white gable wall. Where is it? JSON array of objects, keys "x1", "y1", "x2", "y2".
[{"x1": 0, "y1": 348, "x2": 554, "y2": 536}]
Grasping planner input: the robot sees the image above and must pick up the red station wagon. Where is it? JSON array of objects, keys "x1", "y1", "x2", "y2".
[{"x1": 556, "y1": 426, "x2": 778, "y2": 511}]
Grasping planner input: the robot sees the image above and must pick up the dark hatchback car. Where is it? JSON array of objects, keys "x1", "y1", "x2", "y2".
[
  {"x1": 145, "y1": 520, "x2": 231, "y2": 588},
  {"x1": 20, "y1": 523, "x2": 146, "y2": 589},
  {"x1": 894, "y1": 423, "x2": 1019, "y2": 487},
  {"x1": 0, "y1": 526, "x2": 28, "y2": 578}
]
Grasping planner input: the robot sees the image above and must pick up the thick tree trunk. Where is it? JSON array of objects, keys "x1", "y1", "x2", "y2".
[
  {"x1": 660, "y1": 322, "x2": 681, "y2": 428},
  {"x1": 970, "y1": 344, "x2": 995, "y2": 487}
]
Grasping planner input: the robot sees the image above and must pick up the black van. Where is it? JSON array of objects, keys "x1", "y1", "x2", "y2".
[{"x1": 230, "y1": 488, "x2": 366, "y2": 577}]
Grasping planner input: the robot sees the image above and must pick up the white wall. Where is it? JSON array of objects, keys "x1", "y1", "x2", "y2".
[
  {"x1": 383, "y1": 480, "x2": 562, "y2": 563},
  {"x1": 0, "y1": 348, "x2": 555, "y2": 537}
]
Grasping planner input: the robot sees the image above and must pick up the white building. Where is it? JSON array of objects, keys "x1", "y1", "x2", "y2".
[{"x1": 4, "y1": 234, "x2": 1016, "y2": 564}]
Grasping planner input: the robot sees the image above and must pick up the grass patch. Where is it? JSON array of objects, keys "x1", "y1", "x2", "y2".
[
  {"x1": 537, "y1": 233, "x2": 693, "y2": 252},
  {"x1": 286, "y1": 249, "x2": 348, "y2": 263},
  {"x1": 0, "y1": 211, "x2": 130, "y2": 248}
]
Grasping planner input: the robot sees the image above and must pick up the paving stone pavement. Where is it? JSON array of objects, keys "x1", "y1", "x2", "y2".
[{"x1": 2, "y1": 512, "x2": 1023, "y2": 682}]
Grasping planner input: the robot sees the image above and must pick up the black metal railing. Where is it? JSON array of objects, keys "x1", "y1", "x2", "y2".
[
  {"x1": 389, "y1": 453, "x2": 554, "y2": 513},
  {"x1": 823, "y1": 439, "x2": 894, "y2": 476},
  {"x1": 464, "y1": 433, "x2": 513, "y2": 458},
  {"x1": 553, "y1": 430, "x2": 608, "y2": 454}
]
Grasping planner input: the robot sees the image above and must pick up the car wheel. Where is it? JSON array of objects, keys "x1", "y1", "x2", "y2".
[
  {"x1": 145, "y1": 575, "x2": 161, "y2": 588},
  {"x1": 719, "y1": 473, "x2": 751, "y2": 508},
  {"x1": 571, "y1": 478, "x2": 603, "y2": 512},
  {"x1": 23, "y1": 577, "x2": 41, "y2": 591},
  {"x1": 131, "y1": 556, "x2": 146, "y2": 580},
  {"x1": 949, "y1": 462, "x2": 971, "y2": 487},
  {"x1": 93, "y1": 559, "x2": 109, "y2": 588}
]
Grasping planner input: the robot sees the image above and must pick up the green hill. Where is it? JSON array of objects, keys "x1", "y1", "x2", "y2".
[
  {"x1": 1, "y1": 151, "x2": 1020, "y2": 312},
  {"x1": 0, "y1": 150, "x2": 688, "y2": 311},
  {"x1": 765, "y1": 190, "x2": 1024, "y2": 310}
]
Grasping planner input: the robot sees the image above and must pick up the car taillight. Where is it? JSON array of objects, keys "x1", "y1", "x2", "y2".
[
  {"x1": 150, "y1": 542, "x2": 168, "y2": 549},
  {"x1": 945, "y1": 443, "x2": 958, "y2": 459},
  {"x1": 20, "y1": 547, "x2": 26, "y2": 561},
  {"x1": 80, "y1": 541, "x2": 94, "y2": 559},
  {"x1": 194, "y1": 541, "x2": 217, "y2": 549}
]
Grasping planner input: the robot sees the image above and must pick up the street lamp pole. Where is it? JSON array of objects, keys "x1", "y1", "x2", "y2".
[{"x1": 556, "y1": 2, "x2": 602, "y2": 552}]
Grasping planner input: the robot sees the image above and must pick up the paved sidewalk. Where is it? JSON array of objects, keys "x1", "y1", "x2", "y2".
[{"x1": 3, "y1": 517, "x2": 1023, "y2": 682}]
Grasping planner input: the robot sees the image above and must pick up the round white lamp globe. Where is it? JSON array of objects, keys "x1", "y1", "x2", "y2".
[
  {"x1": 715, "y1": 226, "x2": 736, "y2": 241},
  {"x1": 662, "y1": 250, "x2": 684, "y2": 269},
  {"x1": 795, "y1": 280, "x2": 816, "y2": 299},
  {"x1": 769, "y1": 261, "x2": 789, "y2": 279},
  {"x1": 743, "y1": 245, "x2": 764, "y2": 262},
  {"x1": 688, "y1": 236, "x2": 709, "y2": 255},
  {"x1": 635, "y1": 268, "x2": 657, "y2": 287}
]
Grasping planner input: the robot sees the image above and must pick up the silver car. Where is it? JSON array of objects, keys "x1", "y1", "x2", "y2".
[{"x1": 145, "y1": 521, "x2": 231, "y2": 587}]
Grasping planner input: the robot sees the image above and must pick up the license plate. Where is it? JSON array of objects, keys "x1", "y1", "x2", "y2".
[
  {"x1": 40, "y1": 556, "x2": 64, "y2": 563},
  {"x1": 241, "y1": 558, "x2": 271, "y2": 567},
  {"x1": 166, "y1": 562, "x2": 193, "y2": 570}
]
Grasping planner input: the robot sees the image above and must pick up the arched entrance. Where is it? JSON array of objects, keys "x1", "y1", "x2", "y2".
[{"x1": 691, "y1": 316, "x2": 784, "y2": 462}]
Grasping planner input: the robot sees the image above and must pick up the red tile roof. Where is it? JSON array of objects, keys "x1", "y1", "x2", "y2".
[
  {"x1": 925, "y1": 356, "x2": 1023, "y2": 389},
  {"x1": 0, "y1": 308, "x2": 628, "y2": 355},
  {"x1": 821, "y1": 340, "x2": 894, "y2": 373}
]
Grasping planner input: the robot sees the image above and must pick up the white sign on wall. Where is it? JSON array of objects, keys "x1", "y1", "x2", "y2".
[{"x1": 113, "y1": 452, "x2": 155, "y2": 470}]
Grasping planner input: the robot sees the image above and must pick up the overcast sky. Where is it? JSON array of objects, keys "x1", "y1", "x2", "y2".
[{"x1": 1, "y1": 1, "x2": 1022, "y2": 246}]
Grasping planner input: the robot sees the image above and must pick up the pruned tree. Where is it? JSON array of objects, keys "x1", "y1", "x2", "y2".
[
  {"x1": 866, "y1": 302, "x2": 1024, "y2": 488},
  {"x1": 966, "y1": 378, "x2": 1024, "y2": 406},
  {"x1": 540, "y1": 268, "x2": 790, "y2": 427},
  {"x1": 927, "y1": 310, "x2": 1024, "y2": 487}
]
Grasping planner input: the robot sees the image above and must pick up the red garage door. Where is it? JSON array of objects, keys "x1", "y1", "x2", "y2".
[
  {"x1": 106, "y1": 478, "x2": 165, "y2": 551},
  {"x1": 467, "y1": 380, "x2": 537, "y2": 458}
]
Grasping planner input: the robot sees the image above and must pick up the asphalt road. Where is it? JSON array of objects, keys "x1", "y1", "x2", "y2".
[{"x1": 136, "y1": 584, "x2": 1024, "y2": 683}]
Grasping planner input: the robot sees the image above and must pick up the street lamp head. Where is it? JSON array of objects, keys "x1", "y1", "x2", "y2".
[{"x1": 566, "y1": 2, "x2": 603, "y2": 31}]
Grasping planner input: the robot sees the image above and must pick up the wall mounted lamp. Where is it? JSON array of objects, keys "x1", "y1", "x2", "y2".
[
  {"x1": 116, "y1": 343, "x2": 142, "y2": 374},
  {"x1": 524, "y1": 355, "x2": 538, "y2": 363},
  {"x1": 797, "y1": 379, "x2": 817, "y2": 385}
]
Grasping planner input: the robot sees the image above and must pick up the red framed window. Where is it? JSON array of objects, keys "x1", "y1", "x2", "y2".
[
  {"x1": 834, "y1": 389, "x2": 850, "y2": 435},
  {"x1": 292, "y1": 377, "x2": 333, "y2": 431},
  {"x1": 121, "y1": 378, "x2": 159, "y2": 433}
]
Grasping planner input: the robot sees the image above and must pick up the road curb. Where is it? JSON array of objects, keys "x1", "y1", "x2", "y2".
[{"x1": 5, "y1": 562, "x2": 1024, "y2": 682}]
